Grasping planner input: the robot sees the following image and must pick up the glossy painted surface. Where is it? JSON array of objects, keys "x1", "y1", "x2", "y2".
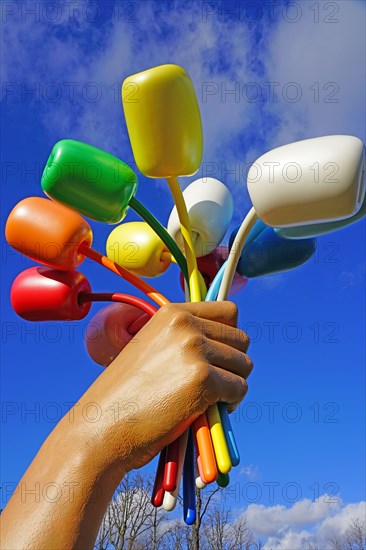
[
  {"x1": 168, "y1": 178, "x2": 233, "y2": 257},
  {"x1": 122, "y1": 64, "x2": 203, "y2": 178},
  {"x1": 11, "y1": 267, "x2": 92, "y2": 321},
  {"x1": 42, "y1": 139, "x2": 138, "y2": 223},
  {"x1": 276, "y1": 191, "x2": 366, "y2": 239},
  {"x1": 248, "y1": 135, "x2": 365, "y2": 227},
  {"x1": 106, "y1": 222, "x2": 171, "y2": 277},
  {"x1": 230, "y1": 222, "x2": 316, "y2": 278},
  {"x1": 180, "y1": 246, "x2": 248, "y2": 296},
  {"x1": 5, "y1": 197, "x2": 92, "y2": 270},
  {"x1": 85, "y1": 303, "x2": 150, "y2": 367}
]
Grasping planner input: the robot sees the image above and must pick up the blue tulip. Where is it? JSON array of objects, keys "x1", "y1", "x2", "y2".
[{"x1": 229, "y1": 220, "x2": 316, "y2": 278}]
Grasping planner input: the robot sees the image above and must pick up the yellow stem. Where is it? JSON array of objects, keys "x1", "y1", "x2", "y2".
[{"x1": 166, "y1": 176, "x2": 202, "y2": 302}]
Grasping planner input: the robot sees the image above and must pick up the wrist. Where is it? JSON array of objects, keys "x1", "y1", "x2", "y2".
[{"x1": 58, "y1": 399, "x2": 128, "y2": 485}]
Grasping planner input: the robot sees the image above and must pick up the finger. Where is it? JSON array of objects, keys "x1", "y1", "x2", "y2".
[
  {"x1": 173, "y1": 301, "x2": 238, "y2": 327},
  {"x1": 208, "y1": 365, "x2": 248, "y2": 410},
  {"x1": 204, "y1": 339, "x2": 253, "y2": 379},
  {"x1": 198, "y1": 318, "x2": 250, "y2": 353}
]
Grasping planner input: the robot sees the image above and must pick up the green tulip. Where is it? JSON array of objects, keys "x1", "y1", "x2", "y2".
[{"x1": 42, "y1": 139, "x2": 138, "y2": 224}]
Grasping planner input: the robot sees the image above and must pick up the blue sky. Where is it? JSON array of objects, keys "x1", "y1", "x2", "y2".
[{"x1": 1, "y1": 0, "x2": 365, "y2": 546}]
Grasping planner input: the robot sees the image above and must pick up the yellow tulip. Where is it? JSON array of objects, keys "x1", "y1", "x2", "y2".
[
  {"x1": 122, "y1": 64, "x2": 203, "y2": 178},
  {"x1": 106, "y1": 222, "x2": 171, "y2": 277}
]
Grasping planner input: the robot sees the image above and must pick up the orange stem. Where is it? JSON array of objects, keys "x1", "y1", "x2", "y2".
[{"x1": 80, "y1": 244, "x2": 170, "y2": 308}]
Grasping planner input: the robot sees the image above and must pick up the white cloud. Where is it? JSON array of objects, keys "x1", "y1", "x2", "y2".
[
  {"x1": 263, "y1": 529, "x2": 314, "y2": 549},
  {"x1": 245, "y1": 494, "x2": 340, "y2": 537},
  {"x1": 264, "y1": 0, "x2": 366, "y2": 148},
  {"x1": 2, "y1": 0, "x2": 364, "y2": 213},
  {"x1": 1, "y1": 7, "x2": 365, "y2": 547},
  {"x1": 317, "y1": 501, "x2": 366, "y2": 542},
  {"x1": 239, "y1": 495, "x2": 366, "y2": 549}
]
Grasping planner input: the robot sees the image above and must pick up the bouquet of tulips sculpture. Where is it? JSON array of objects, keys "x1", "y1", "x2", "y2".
[{"x1": 5, "y1": 64, "x2": 366, "y2": 525}]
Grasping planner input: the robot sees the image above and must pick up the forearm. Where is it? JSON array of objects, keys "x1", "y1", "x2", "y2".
[
  {"x1": 0, "y1": 405, "x2": 125, "y2": 550},
  {"x1": 0, "y1": 349, "x2": 182, "y2": 550},
  {"x1": 0, "y1": 347, "x2": 192, "y2": 550},
  {"x1": 0, "y1": 302, "x2": 252, "y2": 549}
]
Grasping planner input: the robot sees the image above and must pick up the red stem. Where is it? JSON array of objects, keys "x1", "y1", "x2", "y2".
[{"x1": 79, "y1": 292, "x2": 157, "y2": 317}]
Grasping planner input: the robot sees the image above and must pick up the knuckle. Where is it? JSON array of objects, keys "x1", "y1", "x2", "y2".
[
  {"x1": 238, "y1": 378, "x2": 248, "y2": 400},
  {"x1": 155, "y1": 303, "x2": 175, "y2": 323},
  {"x1": 235, "y1": 329, "x2": 250, "y2": 350},
  {"x1": 158, "y1": 302, "x2": 179, "y2": 318},
  {"x1": 246, "y1": 355, "x2": 254, "y2": 375},
  {"x1": 181, "y1": 334, "x2": 207, "y2": 356},
  {"x1": 242, "y1": 331, "x2": 250, "y2": 349},
  {"x1": 224, "y1": 301, "x2": 238, "y2": 323},
  {"x1": 166, "y1": 309, "x2": 192, "y2": 333}
]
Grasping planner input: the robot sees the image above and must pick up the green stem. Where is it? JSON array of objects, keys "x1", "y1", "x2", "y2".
[{"x1": 130, "y1": 196, "x2": 189, "y2": 285}]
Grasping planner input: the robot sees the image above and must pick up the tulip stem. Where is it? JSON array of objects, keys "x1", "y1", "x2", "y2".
[
  {"x1": 78, "y1": 293, "x2": 157, "y2": 316},
  {"x1": 79, "y1": 244, "x2": 170, "y2": 308},
  {"x1": 129, "y1": 196, "x2": 190, "y2": 285},
  {"x1": 217, "y1": 207, "x2": 258, "y2": 301},
  {"x1": 166, "y1": 176, "x2": 202, "y2": 303}
]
